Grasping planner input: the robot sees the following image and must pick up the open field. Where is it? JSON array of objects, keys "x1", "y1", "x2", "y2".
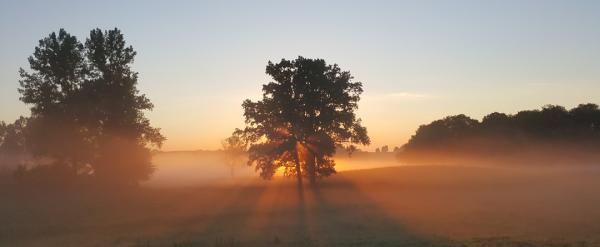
[{"x1": 2, "y1": 165, "x2": 600, "y2": 247}]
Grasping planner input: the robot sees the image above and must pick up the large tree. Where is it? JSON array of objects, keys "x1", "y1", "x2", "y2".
[
  {"x1": 18, "y1": 28, "x2": 164, "y2": 185},
  {"x1": 81, "y1": 28, "x2": 165, "y2": 184},
  {"x1": 237, "y1": 57, "x2": 369, "y2": 186},
  {"x1": 19, "y1": 29, "x2": 91, "y2": 172}
]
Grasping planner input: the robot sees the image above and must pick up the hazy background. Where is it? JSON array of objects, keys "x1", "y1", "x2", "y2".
[
  {"x1": 145, "y1": 151, "x2": 400, "y2": 187},
  {"x1": 2, "y1": 0, "x2": 600, "y2": 151}
]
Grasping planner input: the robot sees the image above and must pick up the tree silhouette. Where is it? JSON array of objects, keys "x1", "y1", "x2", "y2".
[
  {"x1": 19, "y1": 29, "x2": 90, "y2": 171},
  {"x1": 0, "y1": 122, "x2": 4, "y2": 142},
  {"x1": 81, "y1": 28, "x2": 165, "y2": 184},
  {"x1": 0, "y1": 117, "x2": 28, "y2": 171},
  {"x1": 405, "y1": 114, "x2": 479, "y2": 150},
  {"x1": 381, "y1": 145, "x2": 389, "y2": 153},
  {"x1": 399, "y1": 103, "x2": 600, "y2": 164},
  {"x1": 221, "y1": 133, "x2": 247, "y2": 178},
  {"x1": 0, "y1": 117, "x2": 27, "y2": 153},
  {"x1": 570, "y1": 103, "x2": 600, "y2": 135},
  {"x1": 17, "y1": 28, "x2": 164, "y2": 186},
  {"x1": 237, "y1": 56, "x2": 369, "y2": 186}
]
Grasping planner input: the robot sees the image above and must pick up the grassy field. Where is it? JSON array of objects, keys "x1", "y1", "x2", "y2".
[{"x1": 2, "y1": 165, "x2": 600, "y2": 246}]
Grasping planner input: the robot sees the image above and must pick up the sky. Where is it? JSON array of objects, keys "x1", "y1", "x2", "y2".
[{"x1": 1, "y1": 0, "x2": 599, "y2": 151}]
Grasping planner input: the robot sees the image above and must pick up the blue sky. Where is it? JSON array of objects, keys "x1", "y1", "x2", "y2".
[{"x1": 1, "y1": 0, "x2": 599, "y2": 150}]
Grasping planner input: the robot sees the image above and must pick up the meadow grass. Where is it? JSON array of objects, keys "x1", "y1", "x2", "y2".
[{"x1": 2, "y1": 165, "x2": 600, "y2": 246}]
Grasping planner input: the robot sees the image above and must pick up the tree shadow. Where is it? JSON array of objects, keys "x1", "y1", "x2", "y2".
[
  {"x1": 194, "y1": 179, "x2": 313, "y2": 247},
  {"x1": 141, "y1": 181, "x2": 270, "y2": 246},
  {"x1": 199, "y1": 182, "x2": 270, "y2": 244},
  {"x1": 292, "y1": 180, "x2": 311, "y2": 246},
  {"x1": 239, "y1": 179, "x2": 312, "y2": 247},
  {"x1": 305, "y1": 175, "x2": 448, "y2": 247},
  {"x1": 146, "y1": 176, "x2": 450, "y2": 247}
]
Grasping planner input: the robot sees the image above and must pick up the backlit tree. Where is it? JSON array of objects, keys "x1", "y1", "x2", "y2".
[{"x1": 236, "y1": 57, "x2": 369, "y2": 186}]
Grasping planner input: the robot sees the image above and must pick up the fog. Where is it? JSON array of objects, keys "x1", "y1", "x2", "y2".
[
  {"x1": 337, "y1": 164, "x2": 600, "y2": 239},
  {"x1": 7, "y1": 158, "x2": 600, "y2": 245},
  {"x1": 148, "y1": 141, "x2": 600, "y2": 189},
  {"x1": 145, "y1": 151, "x2": 402, "y2": 187},
  {"x1": 144, "y1": 151, "x2": 256, "y2": 187},
  {"x1": 398, "y1": 138, "x2": 600, "y2": 167},
  {"x1": 4, "y1": 149, "x2": 600, "y2": 246}
]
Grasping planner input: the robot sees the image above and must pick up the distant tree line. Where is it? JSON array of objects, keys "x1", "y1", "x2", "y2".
[
  {"x1": 398, "y1": 104, "x2": 600, "y2": 164},
  {"x1": 374, "y1": 145, "x2": 401, "y2": 153},
  {"x1": 0, "y1": 28, "x2": 164, "y2": 187}
]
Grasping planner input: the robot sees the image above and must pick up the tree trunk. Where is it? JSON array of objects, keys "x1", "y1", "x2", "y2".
[
  {"x1": 295, "y1": 159, "x2": 305, "y2": 204},
  {"x1": 295, "y1": 159, "x2": 303, "y2": 189},
  {"x1": 306, "y1": 152, "x2": 317, "y2": 186},
  {"x1": 294, "y1": 143, "x2": 304, "y2": 190}
]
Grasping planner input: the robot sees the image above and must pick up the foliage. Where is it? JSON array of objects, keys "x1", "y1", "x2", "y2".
[
  {"x1": 16, "y1": 28, "x2": 165, "y2": 185},
  {"x1": 0, "y1": 117, "x2": 28, "y2": 154},
  {"x1": 405, "y1": 114, "x2": 479, "y2": 150},
  {"x1": 400, "y1": 103, "x2": 600, "y2": 163},
  {"x1": 0, "y1": 117, "x2": 29, "y2": 171},
  {"x1": 237, "y1": 56, "x2": 369, "y2": 184}
]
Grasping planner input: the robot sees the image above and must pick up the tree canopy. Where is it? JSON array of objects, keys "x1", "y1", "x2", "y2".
[
  {"x1": 236, "y1": 56, "x2": 369, "y2": 185},
  {"x1": 17, "y1": 28, "x2": 164, "y2": 185},
  {"x1": 399, "y1": 104, "x2": 600, "y2": 164}
]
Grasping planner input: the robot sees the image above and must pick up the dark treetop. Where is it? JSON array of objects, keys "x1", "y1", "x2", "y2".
[
  {"x1": 17, "y1": 28, "x2": 164, "y2": 186},
  {"x1": 399, "y1": 103, "x2": 600, "y2": 164},
  {"x1": 237, "y1": 56, "x2": 369, "y2": 185}
]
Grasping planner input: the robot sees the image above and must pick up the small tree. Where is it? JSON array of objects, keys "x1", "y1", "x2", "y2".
[
  {"x1": 0, "y1": 117, "x2": 29, "y2": 171},
  {"x1": 381, "y1": 145, "x2": 389, "y2": 153},
  {"x1": 0, "y1": 121, "x2": 6, "y2": 149},
  {"x1": 221, "y1": 133, "x2": 247, "y2": 178},
  {"x1": 237, "y1": 57, "x2": 369, "y2": 186},
  {"x1": 0, "y1": 117, "x2": 28, "y2": 153}
]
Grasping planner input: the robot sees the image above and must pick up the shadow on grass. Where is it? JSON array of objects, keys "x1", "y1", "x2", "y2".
[
  {"x1": 183, "y1": 176, "x2": 450, "y2": 247},
  {"x1": 196, "y1": 182, "x2": 270, "y2": 246},
  {"x1": 306, "y1": 176, "x2": 448, "y2": 247}
]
